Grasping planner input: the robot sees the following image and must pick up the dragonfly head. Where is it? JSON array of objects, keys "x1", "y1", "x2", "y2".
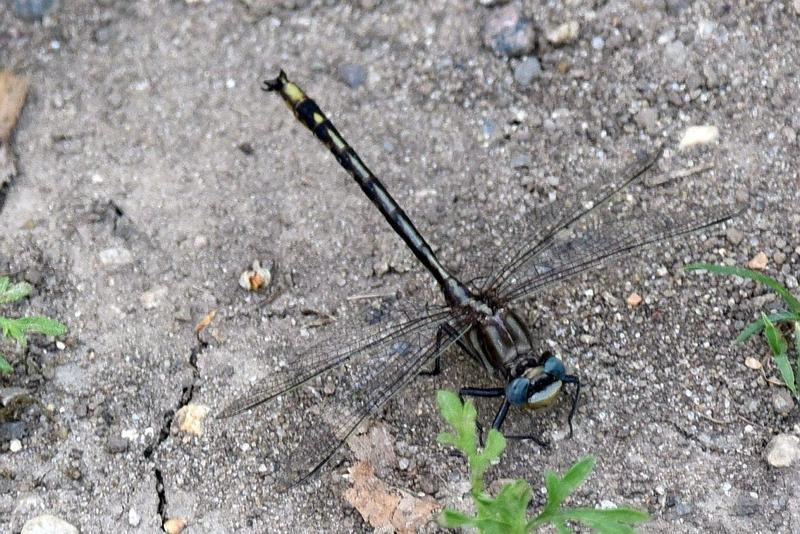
[{"x1": 507, "y1": 352, "x2": 566, "y2": 409}]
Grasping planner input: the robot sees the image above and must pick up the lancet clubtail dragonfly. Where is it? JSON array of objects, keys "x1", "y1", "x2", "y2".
[{"x1": 220, "y1": 70, "x2": 740, "y2": 485}]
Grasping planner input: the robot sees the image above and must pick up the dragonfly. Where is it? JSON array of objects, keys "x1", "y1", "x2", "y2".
[{"x1": 220, "y1": 70, "x2": 740, "y2": 486}]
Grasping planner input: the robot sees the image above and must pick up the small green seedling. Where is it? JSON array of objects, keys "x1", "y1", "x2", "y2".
[
  {"x1": 0, "y1": 276, "x2": 67, "y2": 375},
  {"x1": 684, "y1": 263, "x2": 800, "y2": 397},
  {"x1": 436, "y1": 390, "x2": 649, "y2": 533}
]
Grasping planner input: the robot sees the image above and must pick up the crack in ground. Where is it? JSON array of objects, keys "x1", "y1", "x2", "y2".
[{"x1": 143, "y1": 338, "x2": 207, "y2": 529}]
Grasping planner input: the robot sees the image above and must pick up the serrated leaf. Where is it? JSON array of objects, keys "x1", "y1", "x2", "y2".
[
  {"x1": 795, "y1": 322, "x2": 800, "y2": 397},
  {"x1": 563, "y1": 507, "x2": 649, "y2": 523},
  {"x1": 685, "y1": 263, "x2": 800, "y2": 315},
  {"x1": 16, "y1": 316, "x2": 67, "y2": 336},
  {"x1": 437, "y1": 390, "x2": 463, "y2": 425},
  {"x1": 0, "y1": 280, "x2": 33, "y2": 305},
  {"x1": 0, "y1": 317, "x2": 27, "y2": 347},
  {"x1": 437, "y1": 431, "x2": 458, "y2": 447},
  {"x1": 0, "y1": 355, "x2": 12, "y2": 375},
  {"x1": 483, "y1": 429, "x2": 506, "y2": 461},
  {"x1": 439, "y1": 509, "x2": 475, "y2": 528},
  {"x1": 558, "y1": 456, "x2": 596, "y2": 496}
]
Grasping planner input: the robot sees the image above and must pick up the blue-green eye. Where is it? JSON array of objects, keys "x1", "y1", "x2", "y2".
[
  {"x1": 543, "y1": 356, "x2": 565, "y2": 379},
  {"x1": 505, "y1": 377, "x2": 530, "y2": 406}
]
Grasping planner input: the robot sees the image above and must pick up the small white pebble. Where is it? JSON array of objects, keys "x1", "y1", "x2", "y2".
[
  {"x1": 128, "y1": 508, "x2": 141, "y2": 527},
  {"x1": 679, "y1": 125, "x2": 719, "y2": 149},
  {"x1": 56, "y1": 341, "x2": 66, "y2": 350},
  {"x1": 9, "y1": 439, "x2": 22, "y2": 452}
]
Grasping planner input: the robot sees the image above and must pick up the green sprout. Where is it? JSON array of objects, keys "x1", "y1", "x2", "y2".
[
  {"x1": 436, "y1": 390, "x2": 649, "y2": 533},
  {"x1": 0, "y1": 276, "x2": 67, "y2": 375},
  {"x1": 685, "y1": 263, "x2": 800, "y2": 397}
]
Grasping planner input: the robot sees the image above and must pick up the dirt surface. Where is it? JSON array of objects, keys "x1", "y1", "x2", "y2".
[{"x1": 1, "y1": 1, "x2": 799, "y2": 532}]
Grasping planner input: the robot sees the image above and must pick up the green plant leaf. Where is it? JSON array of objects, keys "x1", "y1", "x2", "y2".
[
  {"x1": 0, "y1": 277, "x2": 9, "y2": 293},
  {"x1": 0, "y1": 279, "x2": 33, "y2": 305},
  {"x1": 437, "y1": 390, "x2": 464, "y2": 426},
  {"x1": 557, "y1": 456, "x2": 596, "y2": 496},
  {"x1": 439, "y1": 509, "x2": 475, "y2": 528},
  {"x1": 0, "y1": 316, "x2": 27, "y2": 347},
  {"x1": 764, "y1": 314, "x2": 796, "y2": 395},
  {"x1": 684, "y1": 263, "x2": 800, "y2": 315},
  {"x1": 0, "y1": 355, "x2": 12, "y2": 375},
  {"x1": 736, "y1": 311, "x2": 798, "y2": 343},
  {"x1": 15, "y1": 316, "x2": 67, "y2": 337},
  {"x1": 796, "y1": 322, "x2": 800, "y2": 395},
  {"x1": 483, "y1": 429, "x2": 506, "y2": 462}
]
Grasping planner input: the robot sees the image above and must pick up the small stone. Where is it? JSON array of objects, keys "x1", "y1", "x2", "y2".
[
  {"x1": 744, "y1": 357, "x2": 762, "y2": 370},
  {"x1": 626, "y1": 292, "x2": 642, "y2": 307},
  {"x1": 337, "y1": 63, "x2": 367, "y2": 89},
  {"x1": 106, "y1": 435, "x2": 129, "y2": 454},
  {"x1": 726, "y1": 228, "x2": 744, "y2": 246},
  {"x1": 663, "y1": 40, "x2": 688, "y2": 69},
  {"x1": 12, "y1": 0, "x2": 57, "y2": 21},
  {"x1": 772, "y1": 389, "x2": 795, "y2": 416},
  {"x1": 635, "y1": 107, "x2": 658, "y2": 133},
  {"x1": 510, "y1": 154, "x2": 532, "y2": 169},
  {"x1": 765, "y1": 434, "x2": 800, "y2": 467},
  {"x1": 323, "y1": 380, "x2": 336, "y2": 396},
  {"x1": 21, "y1": 514, "x2": 79, "y2": 534},
  {"x1": 140, "y1": 286, "x2": 168, "y2": 309},
  {"x1": 513, "y1": 57, "x2": 541, "y2": 86},
  {"x1": 786, "y1": 275, "x2": 798, "y2": 289},
  {"x1": 734, "y1": 495, "x2": 759, "y2": 516},
  {"x1": 164, "y1": 518, "x2": 188, "y2": 534},
  {"x1": 482, "y1": 4, "x2": 536, "y2": 57},
  {"x1": 128, "y1": 507, "x2": 141, "y2": 527},
  {"x1": 794, "y1": 0, "x2": 800, "y2": 15},
  {"x1": 98, "y1": 247, "x2": 133, "y2": 267},
  {"x1": 0, "y1": 421, "x2": 28, "y2": 441},
  {"x1": 1, "y1": 386, "x2": 30, "y2": 407},
  {"x1": 398, "y1": 457, "x2": 410, "y2": 470},
  {"x1": 174, "y1": 404, "x2": 210, "y2": 436},
  {"x1": 774, "y1": 252, "x2": 786, "y2": 265},
  {"x1": 679, "y1": 125, "x2": 719, "y2": 149},
  {"x1": 545, "y1": 20, "x2": 580, "y2": 45},
  {"x1": 696, "y1": 19, "x2": 716, "y2": 40},
  {"x1": 602, "y1": 291, "x2": 621, "y2": 306},
  {"x1": 591, "y1": 36, "x2": 604, "y2": 50},
  {"x1": 9, "y1": 439, "x2": 22, "y2": 452},
  {"x1": 747, "y1": 252, "x2": 768, "y2": 270}
]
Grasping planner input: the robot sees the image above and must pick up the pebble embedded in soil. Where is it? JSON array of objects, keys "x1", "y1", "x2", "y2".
[
  {"x1": 747, "y1": 252, "x2": 768, "y2": 270},
  {"x1": 140, "y1": 285, "x2": 168, "y2": 309},
  {"x1": 128, "y1": 508, "x2": 141, "y2": 527},
  {"x1": 545, "y1": 21, "x2": 580, "y2": 46},
  {"x1": 726, "y1": 227, "x2": 744, "y2": 246},
  {"x1": 482, "y1": 4, "x2": 536, "y2": 57},
  {"x1": 20, "y1": 514, "x2": 78, "y2": 534},
  {"x1": 513, "y1": 57, "x2": 541, "y2": 86},
  {"x1": 626, "y1": 292, "x2": 642, "y2": 307},
  {"x1": 679, "y1": 125, "x2": 720, "y2": 149},
  {"x1": 9, "y1": 439, "x2": 22, "y2": 452},
  {"x1": 98, "y1": 247, "x2": 133, "y2": 267},
  {"x1": 106, "y1": 435, "x2": 129, "y2": 454},
  {"x1": 510, "y1": 153, "x2": 532, "y2": 168},
  {"x1": 765, "y1": 434, "x2": 800, "y2": 467},
  {"x1": 337, "y1": 63, "x2": 367, "y2": 89}
]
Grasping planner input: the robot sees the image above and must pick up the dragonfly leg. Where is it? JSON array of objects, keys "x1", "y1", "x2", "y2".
[
  {"x1": 562, "y1": 374, "x2": 581, "y2": 438},
  {"x1": 459, "y1": 387, "x2": 505, "y2": 447},
  {"x1": 420, "y1": 322, "x2": 478, "y2": 376}
]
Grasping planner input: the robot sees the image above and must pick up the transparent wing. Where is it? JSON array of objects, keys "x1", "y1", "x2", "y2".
[
  {"x1": 276, "y1": 312, "x2": 472, "y2": 486},
  {"x1": 488, "y1": 152, "x2": 744, "y2": 303},
  {"x1": 219, "y1": 301, "x2": 453, "y2": 418}
]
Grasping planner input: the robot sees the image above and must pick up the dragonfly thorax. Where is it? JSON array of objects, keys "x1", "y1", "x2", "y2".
[{"x1": 466, "y1": 307, "x2": 535, "y2": 380}]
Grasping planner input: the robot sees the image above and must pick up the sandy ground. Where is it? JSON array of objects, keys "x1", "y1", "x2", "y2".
[{"x1": 1, "y1": 0, "x2": 799, "y2": 532}]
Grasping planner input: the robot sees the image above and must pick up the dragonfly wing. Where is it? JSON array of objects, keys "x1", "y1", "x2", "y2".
[
  {"x1": 494, "y1": 174, "x2": 744, "y2": 303},
  {"x1": 271, "y1": 311, "x2": 472, "y2": 487},
  {"x1": 218, "y1": 303, "x2": 453, "y2": 418}
]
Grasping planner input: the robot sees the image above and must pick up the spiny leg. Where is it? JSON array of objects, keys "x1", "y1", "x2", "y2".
[
  {"x1": 562, "y1": 374, "x2": 581, "y2": 438},
  {"x1": 459, "y1": 387, "x2": 505, "y2": 446},
  {"x1": 420, "y1": 322, "x2": 480, "y2": 377}
]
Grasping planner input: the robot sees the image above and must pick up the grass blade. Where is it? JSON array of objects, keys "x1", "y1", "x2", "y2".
[
  {"x1": 684, "y1": 263, "x2": 800, "y2": 315},
  {"x1": 15, "y1": 316, "x2": 68, "y2": 337},
  {"x1": 736, "y1": 311, "x2": 797, "y2": 343},
  {"x1": 0, "y1": 355, "x2": 12, "y2": 375},
  {"x1": 764, "y1": 314, "x2": 796, "y2": 395}
]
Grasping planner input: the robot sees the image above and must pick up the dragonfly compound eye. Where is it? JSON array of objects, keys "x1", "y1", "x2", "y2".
[
  {"x1": 505, "y1": 377, "x2": 531, "y2": 406},
  {"x1": 543, "y1": 355, "x2": 566, "y2": 379}
]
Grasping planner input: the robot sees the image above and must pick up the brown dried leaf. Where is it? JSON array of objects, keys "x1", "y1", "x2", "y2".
[
  {"x1": 0, "y1": 70, "x2": 28, "y2": 140},
  {"x1": 344, "y1": 461, "x2": 440, "y2": 534}
]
